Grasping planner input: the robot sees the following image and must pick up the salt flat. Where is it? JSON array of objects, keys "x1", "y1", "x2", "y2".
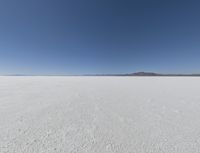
[{"x1": 0, "y1": 76, "x2": 200, "y2": 153}]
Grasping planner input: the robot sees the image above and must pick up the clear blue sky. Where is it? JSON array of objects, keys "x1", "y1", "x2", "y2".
[{"x1": 0, "y1": 0, "x2": 200, "y2": 75}]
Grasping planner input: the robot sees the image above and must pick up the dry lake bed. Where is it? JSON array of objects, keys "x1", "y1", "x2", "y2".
[{"x1": 1, "y1": 76, "x2": 200, "y2": 153}]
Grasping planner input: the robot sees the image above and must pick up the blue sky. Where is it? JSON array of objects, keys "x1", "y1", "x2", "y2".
[{"x1": 0, "y1": 0, "x2": 200, "y2": 75}]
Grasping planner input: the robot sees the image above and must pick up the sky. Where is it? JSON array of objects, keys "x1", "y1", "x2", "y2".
[{"x1": 0, "y1": 0, "x2": 200, "y2": 75}]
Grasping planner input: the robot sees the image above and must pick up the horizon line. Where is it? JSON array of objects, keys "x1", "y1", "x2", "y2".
[{"x1": 1, "y1": 71, "x2": 200, "y2": 77}]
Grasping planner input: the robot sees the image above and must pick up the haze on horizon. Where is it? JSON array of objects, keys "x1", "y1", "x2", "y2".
[{"x1": 0, "y1": 0, "x2": 200, "y2": 75}]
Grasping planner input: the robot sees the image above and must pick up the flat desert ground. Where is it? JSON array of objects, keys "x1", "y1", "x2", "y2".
[{"x1": 1, "y1": 76, "x2": 200, "y2": 153}]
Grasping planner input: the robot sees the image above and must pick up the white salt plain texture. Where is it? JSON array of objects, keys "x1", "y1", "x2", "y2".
[{"x1": 0, "y1": 76, "x2": 200, "y2": 153}]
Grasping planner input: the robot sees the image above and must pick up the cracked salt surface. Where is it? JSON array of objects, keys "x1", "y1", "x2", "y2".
[{"x1": 0, "y1": 76, "x2": 200, "y2": 153}]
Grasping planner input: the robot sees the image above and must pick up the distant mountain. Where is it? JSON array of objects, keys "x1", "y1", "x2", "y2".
[
  {"x1": 126, "y1": 72, "x2": 200, "y2": 76},
  {"x1": 127, "y1": 72, "x2": 162, "y2": 76},
  {"x1": 85, "y1": 72, "x2": 200, "y2": 76}
]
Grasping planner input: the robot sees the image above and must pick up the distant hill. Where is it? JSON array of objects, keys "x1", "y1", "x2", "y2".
[
  {"x1": 127, "y1": 72, "x2": 161, "y2": 76},
  {"x1": 126, "y1": 72, "x2": 200, "y2": 76},
  {"x1": 125, "y1": 72, "x2": 200, "y2": 76},
  {"x1": 85, "y1": 72, "x2": 200, "y2": 76}
]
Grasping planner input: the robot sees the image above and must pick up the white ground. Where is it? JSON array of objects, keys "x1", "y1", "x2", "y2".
[{"x1": 0, "y1": 76, "x2": 200, "y2": 153}]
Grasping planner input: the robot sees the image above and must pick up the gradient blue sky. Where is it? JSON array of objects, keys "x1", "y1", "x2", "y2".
[{"x1": 0, "y1": 0, "x2": 200, "y2": 75}]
